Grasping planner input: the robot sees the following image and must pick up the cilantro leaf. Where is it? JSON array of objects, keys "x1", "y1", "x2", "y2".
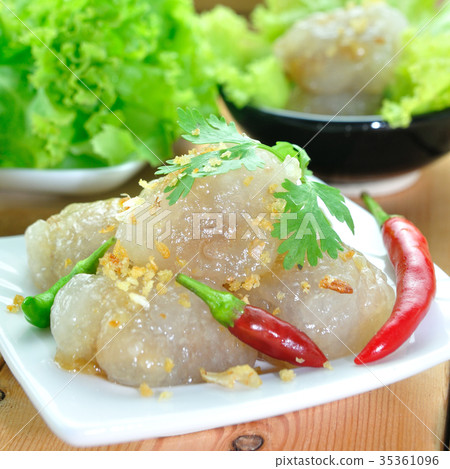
[
  {"x1": 312, "y1": 182, "x2": 355, "y2": 233},
  {"x1": 155, "y1": 108, "x2": 267, "y2": 204},
  {"x1": 163, "y1": 175, "x2": 195, "y2": 206},
  {"x1": 177, "y1": 107, "x2": 255, "y2": 145},
  {"x1": 157, "y1": 109, "x2": 316, "y2": 205},
  {"x1": 259, "y1": 141, "x2": 312, "y2": 179},
  {"x1": 272, "y1": 179, "x2": 354, "y2": 270},
  {"x1": 260, "y1": 141, "x2": 301, "y2": 162}
]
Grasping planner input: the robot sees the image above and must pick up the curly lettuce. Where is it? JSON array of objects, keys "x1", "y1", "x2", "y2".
[
  {"x1": 197, "y1": 6, "x2": 290, "y2": 109},
  {"x1": 251, "y1": 0, "x2": 439, "y2": 41},
  {"x1": 201, "y1": 0, "x2": 450, "y2": 127},
  {"x1": 0, "y1": 0, "x2": 218, "y2": 169},
  {"x1": 381, "y1": 4, "x2": 450, "y2": 127}
]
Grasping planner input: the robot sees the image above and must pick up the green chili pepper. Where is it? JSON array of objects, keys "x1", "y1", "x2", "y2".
[{"x1": 22, "y1": 237, "x2": 116, "y2": 328}]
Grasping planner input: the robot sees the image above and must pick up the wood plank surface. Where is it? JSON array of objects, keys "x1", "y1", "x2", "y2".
[
  {"x1": 1, "y1": 154, "x2": 449, "y2": 451},
  {"x1": 0, "y1": 362, "x2": 448, "y2": 451}
]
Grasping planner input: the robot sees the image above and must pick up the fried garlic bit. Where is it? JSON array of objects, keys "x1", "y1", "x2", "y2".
[
  {"x1": 158, "y1": 391, "x2": 173, "y2": 401},
  {"x1": 200, "y1": 364, "x2": 262, "y2": 389},
  {"x1": 139, "y1": 383, "x2": 153, "y2": 397},
  {"x1": 319, "y1": 275, "x2": 353, "y2": 294},
  {"x1": 279, "y1": 369, "x2": 296, "y2": 382},
  {"x1": 6, "y1": 294, "x2": 24, "y2": 313}
]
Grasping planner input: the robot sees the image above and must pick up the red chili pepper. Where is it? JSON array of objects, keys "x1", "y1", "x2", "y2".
[
  {"x1": 176, "y1": 274, "x2": 329, "y2": 368},
  {"x1": 355, "y1": 193, "x2": 436, "y2": 365}
]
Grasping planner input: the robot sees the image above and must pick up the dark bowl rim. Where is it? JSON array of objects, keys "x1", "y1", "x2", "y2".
[{"x1": 222, "y1": 93, "x2": 450, "y2": 126}]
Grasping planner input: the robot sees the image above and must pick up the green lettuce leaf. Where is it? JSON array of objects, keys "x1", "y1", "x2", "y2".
[
  {"x1": 381, "y1": 31, "x2": 450, "y2": 127},
  {"x1": 200, "y1": 0, "x2": 450, "y2": 127},
  {"x1": 251, "y1": 0, "x2": 440, "y2": 41},
  {"x1": 197, "y1": 5, "x2": 290, "y2": 109},
  {"x1": 0, "y1": 0, "x2": 218, "y2": 169}
]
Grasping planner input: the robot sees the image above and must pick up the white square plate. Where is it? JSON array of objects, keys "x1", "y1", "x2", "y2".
[{"x1": 1, "y1": 198, "x2": 449, "y2": 447}]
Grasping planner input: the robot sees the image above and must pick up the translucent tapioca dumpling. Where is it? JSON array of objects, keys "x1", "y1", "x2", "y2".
[
  {"x1": 274, "y1": 2, "x2": 408, "y2": 115},
  {"x1": 244, "y1": 247, "x2": 395, "y2": 359},
  {"x1": 115, "y1": 147, "x2": 301, "y2": 286},
  {"x1": 50, "y1": 270, "x2": 258, "y2": 387},
  {"x1": 50, "y1": 273, "x2": 129, "y2": 369},
  {"x1": 95, "y1": 282, "x2": 258, "y2": 387},
  {"x1": 25, "y1": 198, "x2": 122, "y2": 290}
]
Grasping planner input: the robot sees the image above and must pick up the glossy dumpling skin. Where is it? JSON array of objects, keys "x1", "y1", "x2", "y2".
[
  {"x1": 274, "y1": 2, "x2": 408, "y2": 114},
  {"x1": 246, "y1": 248, "x2": 395, "y2": 359},
  {"x1": 25, "y1": 198, "x2": 122, "y2": 290},
  {"x1": 51, "y1": 273, "x2": 257, "y2": 387}
]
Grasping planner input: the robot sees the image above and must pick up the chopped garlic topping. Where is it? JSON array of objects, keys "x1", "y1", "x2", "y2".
[
  {"x1": 138, "y1": 179, "x2": 159, "y2": 191},
  {"x1": 164, "y1": 358, "x2": 175, "y2": 373},
  {"x1": 129, "y1": 293, "x2": 150, "y2": 308},
  {"x1": 178, "y1": 293, "x2": 191, "y2": 308},
  {"x1": 139, "y1": 383, "x2": 153, "y2": 397},
  {"x1": 268, "y1": 183, "x2": 278, "y2": 194},
  {"x1": 157, "y1": 269, "x2": 173, "y2": 283},
  {"x1": 276, "y1": 291, "x2": 286, "y2": 301},
  {"x1": 279, "y1": 369, "x2": 296, "y2": 382},
  {"x1": 176, "y1": 257, "x2": 187, "y2": 267},
  {"x1": 115, "y1": 196, "x2": 146, "y2": 222},
  {"x1": 268, "y1": 199, "x2": 286, "y2": 214},
  {"x1": 259, "y1": 251, "x2": 272, "y2": 265},
  {"x1": 6, "y1": 294, "x2": 24, "y2": 313},
  {"x1": 301, "y1": 281, "x2": 311, "y2": 294},
  {"x1": 173, "y1": 154, "x2": 192, "y2": 166},
  {"x1": 158, "y1": 391, "x2": 173, "y2": 401},
  {"x1": 98, "y1": 225, "x2": 116, "y2": 234},
  {"x1": 156, "y1": 241, "x2": 171, "y2": 259},
  {"x1": 258, "y1": 218, "x2": 274, "y2": 232},
  {"x1": 319, "y1": 275, "x2": 353, "y2": 294},
  {"x1": 339, "y1": 250, "x2": 356, "y2": 262},
  {"x1": 226, "y1": 278, "x2": 242, "y2": 292},
  {"x1": 200, "y1": 364, "x2": 262, "y2": 388},
  {"x1": 208, "y1": 157, "x2": 222, "y2": 167},
  {"x1": 240, "y1": 294, "x2": 250, "y2": 305},
  {"x1": 241, "y1": 274, "x2": 261, "y2": 291},
  {"x1": 116, "y1": 280, "x2": 131, "y2": 292},
  {"x1": 156, "y1": 282, "x2": 168, "y2": 295},
  {"x1": 130, "y1": 266, "x2": 146, "y2": 279}
]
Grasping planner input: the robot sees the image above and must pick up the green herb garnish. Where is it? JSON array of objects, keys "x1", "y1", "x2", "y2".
[
  {"x1": 272, "y1": 187, "x2": 354, "y2": 270},
  {"x1": 155, "y1": 108, "x2": 354, "y2": 269},
  {"x1": 156, "y1": 108, "x2": 267, "y2": 205},
  {"x1": 156, "y1": 108, "x2": 301, "y2": 206}
]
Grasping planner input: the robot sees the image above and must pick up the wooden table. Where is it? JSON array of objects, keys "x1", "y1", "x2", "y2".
[{"x1": 0, "y1": 152, "x2": 449, "y2": 451}]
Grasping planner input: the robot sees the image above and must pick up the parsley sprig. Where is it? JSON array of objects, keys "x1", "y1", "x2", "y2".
[
  {"x1": 155, "y1": 108, "x2": 354, "y2": 269},
  {"x1": 155, "y1": 108, "x2": 299, "y2": 204}
]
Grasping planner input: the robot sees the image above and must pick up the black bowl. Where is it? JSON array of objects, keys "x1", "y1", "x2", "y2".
[{"x1": 223, "y1": 98, "x2": 450, "y2": 182}]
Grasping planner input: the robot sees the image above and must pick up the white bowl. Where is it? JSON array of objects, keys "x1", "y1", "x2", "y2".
[{"x1": 0, "y1": 161, "x2": 147, "y2": 196}]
